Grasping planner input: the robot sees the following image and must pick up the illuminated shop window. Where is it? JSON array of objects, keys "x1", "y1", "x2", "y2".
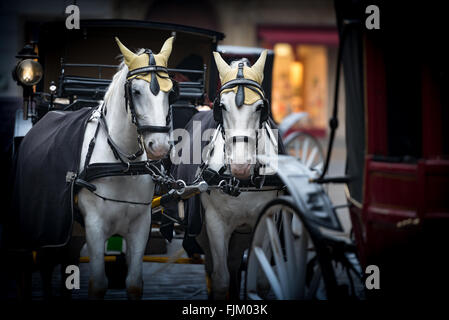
[{"x1": 271, "y1": 43, "x2": 328, "y2": 130}]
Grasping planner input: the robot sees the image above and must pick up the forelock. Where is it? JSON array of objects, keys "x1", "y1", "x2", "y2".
[{"x1": 229, "y1": 58, "x2": 251, "y2": 68}]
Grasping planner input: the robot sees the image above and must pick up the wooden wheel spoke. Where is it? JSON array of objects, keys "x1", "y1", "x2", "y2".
[
  {"x1": 301, "y1": 138, "x2": 309, "y2": 164},
  {"x1": 306, "y1": 146, "x2": 318, "y2": 168},
  {"x1": 246, "y1": 200, "x2": 327, "y2": 300},
  {"x1": 281, "y1": 211, "x2": 298, "y2": 298},
  {"x1": 247, "y1": 292, "x2": 263, "y2": 300},
  {"x1": 293, "y1": 139, "x2": 301, "y2": 158},
  {"x1": 295, "y1": 222, "x2": 309, "y2": 299},
  {"x1": 254, "y1": 247, "x2": 284, "y2": 300},
  {"x1": 266, "y1": 215, "x2": 290, "y2": 298}
]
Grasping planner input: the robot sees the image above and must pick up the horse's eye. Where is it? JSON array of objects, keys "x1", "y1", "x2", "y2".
[
  {"x1": 221, "y1": 104, "x2": 227, "y2": 111},
  {"x1": 256, "y1": 105, "x2": 262, "y2": 111},
  {"x1": 133, "y1": 89, "x2": 141, "y2": 95}
]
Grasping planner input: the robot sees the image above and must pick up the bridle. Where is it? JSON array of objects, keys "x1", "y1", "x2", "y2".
[
  {"x1": 212, "y1": 61, "x2": 270, "y2": 164},
  {"x1": 93, "y1": 49, "x2": 179, "y2": 164},
  {"x1": 76, "y1": 47, "x2": 185, "y2": 207},
  {"x1": 202, "y1": 62, "x2": 276, "y2": 194},
  {"x1": 213, "y1": 62, "x2": 269, "y2": 127},
  {"x1": 124, "y1": 49, "x2": 179, "y2": 135}
]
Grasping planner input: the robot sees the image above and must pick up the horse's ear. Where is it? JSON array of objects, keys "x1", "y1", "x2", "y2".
[
  {"x1": 158, "y1": 36, "x2": 175, "y2": 66},
  {"x1": 251, "y1": 49, "x2": 268, "y2": 83},
  {"x1": 213, "y1": 51, "x2": 231, "y2": 83},
  {"x1": 115, "y1": 37, "x2": 136, "y2": 67}
]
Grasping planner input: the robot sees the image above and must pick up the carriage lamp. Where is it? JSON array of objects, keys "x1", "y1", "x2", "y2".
[
  {"x1": 15, "y1": 59, "x2": 43, "y2": 86},
  {"x1": 13, "y1": 44, "x2": 43, "y2": 86},
  {"x1": 13, "y1": 44, "x2": 42, "y2": 120}
]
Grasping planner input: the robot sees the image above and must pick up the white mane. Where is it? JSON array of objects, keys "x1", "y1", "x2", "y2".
[{"x1": 103, "y1": 49, "x2": 147, "y2": 105}]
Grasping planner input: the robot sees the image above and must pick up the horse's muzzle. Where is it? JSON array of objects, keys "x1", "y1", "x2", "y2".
[
  {"x1": 230, "y1": 163, "x2": 251, "y2": 180},
  {"x1": 146, "y1": 141, "x2": 170, "y2": 160}
]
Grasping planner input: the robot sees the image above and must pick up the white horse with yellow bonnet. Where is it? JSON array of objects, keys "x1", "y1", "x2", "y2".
[
  {"x1": 196, "y1": 50, "x2": 282, "y2": 299},
  {"x1": 77, "y1": 36, "x2": 174, "y2": 299}
]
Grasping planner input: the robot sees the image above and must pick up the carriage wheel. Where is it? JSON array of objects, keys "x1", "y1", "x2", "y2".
[
  {"x1": 284, "y1": 132, "x2": 324, "y2": 172},
  {"x1": 245, "y1": 196, "x2": 331, "y2": 300}
]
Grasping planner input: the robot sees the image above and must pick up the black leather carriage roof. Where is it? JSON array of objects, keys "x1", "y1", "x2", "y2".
[{"x1": 40, "y1": 19, "x2": 225, "y2": 41}]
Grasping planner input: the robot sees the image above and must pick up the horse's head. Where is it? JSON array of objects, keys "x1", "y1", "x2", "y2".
[
  {"x1": 115, "y1": 37, "x2": 176, "y2": 160},
  {"x1": 213, "y1": 50, "x2": 268, "y2": 180}
]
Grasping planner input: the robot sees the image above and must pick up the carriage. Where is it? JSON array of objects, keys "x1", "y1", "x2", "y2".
[
  {"x1": 6, "y1": 19, "x2": 226, "y2": 297},
  {"x1": 6, "y1": 0, "x2": 448, "y2": 301},
  {"x1": 4, "y1": 17, "x2": 332, "y2": 299}
]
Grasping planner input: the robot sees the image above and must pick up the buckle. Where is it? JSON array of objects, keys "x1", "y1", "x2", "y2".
[
  {"x1": 123, "y1": 162, "x2": 130, "y2": 173},
  {"x1": 218, "y1": 177, "x2": 241, "y2": 197}
]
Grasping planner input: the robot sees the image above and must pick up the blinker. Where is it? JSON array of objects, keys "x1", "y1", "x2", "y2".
[
  {"x1": 146, "y1": 50, "x2": 161, "y2": 96},
  {"x1": 235, "y1": 63, "x2": 245, "y2": 107}
]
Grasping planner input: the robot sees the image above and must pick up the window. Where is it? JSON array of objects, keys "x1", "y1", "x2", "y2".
[{"x1": 271, "y1": 43, "x2": 328, "y2": 132}]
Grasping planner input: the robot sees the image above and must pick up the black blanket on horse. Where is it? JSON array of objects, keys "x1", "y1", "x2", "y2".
[
  {"x1": 9, "y1": 108, "x2": 93, "y2": 250},
  {"x1": 161, "y1": 110, "x2": 285, "y2": 256}
]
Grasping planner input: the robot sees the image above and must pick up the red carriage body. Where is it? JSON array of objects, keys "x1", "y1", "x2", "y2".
[{"x1": 337, "y1": 0, "x2": 449, "y2": 296}]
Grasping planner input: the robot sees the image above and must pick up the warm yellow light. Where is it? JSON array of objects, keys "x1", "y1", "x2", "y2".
[
  {"x1": 289, "y1": 61, "x2": 303, "y2": 87},
  {"x1": 16, "y1": 59, "x2": 43, "y2": 86},
  {"x1": 274, "y1": 43, "x2": 292, "y2": 57},
  {"x1": 22, "y1": 69, "x2": 33, "y2": 82}
]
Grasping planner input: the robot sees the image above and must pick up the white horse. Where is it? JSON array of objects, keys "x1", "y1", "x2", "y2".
[
  {"x1": 77, "y1": 37, "x2": 173, "y2": 299},
  {"x1": 197, "y1": 51, "x2": 282, "y2": 299}
]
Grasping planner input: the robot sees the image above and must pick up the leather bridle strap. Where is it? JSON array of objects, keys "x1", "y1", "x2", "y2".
[
  {"x1": 98, "y1": 112, "x2": 144, "y2": 162},
  {"x1": 219, "y1": 78, "x2": 266, "y2": 98},
  {"x1": 136, "y1": 125, "x2": 170, "y2": 134},
  {"x1": 216, "y1": 78, "x2": 269, "y2": 180},
  {"x1": 124, "y1": 80, "x2": 171, "y2": 134},
  {"x1": 124, "y1": 49, "x2": 172, "y2": 134},
  {"x1": 126, "y1": 65, "x2": 170, "y2": 78}
]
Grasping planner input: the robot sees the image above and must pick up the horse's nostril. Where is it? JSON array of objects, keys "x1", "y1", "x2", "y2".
[{"x1": 148, "y1": 141, "x2": 154, "y2": 150}]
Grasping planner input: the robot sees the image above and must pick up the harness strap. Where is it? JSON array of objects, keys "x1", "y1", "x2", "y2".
[
  {"x1": 219, "y1": 79, "x2": 265, "y2": 97},
  {"x1": 202, "y1": 167, "x2": 284, "y2": 189},
  {"x1": 98, "y1": 114, "x2": 144, "y2": 162},
  {"x1": 124, "y1": 79, "x2": 172, "y2": 134},
  {"x1": 90, "y1": 191, "x2": 152, "y2": 206},
  {"x1": 78, "y1": 161, "x2": 150, "y2": 182},
  {"x1": 127, "y1": 65, "x2": 169, "y2": 78},
  {"x1": 84, "y1": 110, "x2": 103, "y2": 167},
  {"x1": 137, "y1": 125, "x2": 171, "y2": 134}
]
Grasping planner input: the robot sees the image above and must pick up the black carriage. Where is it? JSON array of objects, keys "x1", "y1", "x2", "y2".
[
  {"x1": 5, "y1": 19, "x2": 228, "y2": 297},
  {"x1": 5, "y1": 15, "x2": 352, "y2": 300},
  {"x1": 12, "y1": 19, "x2": 225, "y2": 137}
]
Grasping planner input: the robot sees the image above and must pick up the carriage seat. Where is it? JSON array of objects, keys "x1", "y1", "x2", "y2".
[{"x1": 58, "y1": 75, "x2": 111, "y2": 101}]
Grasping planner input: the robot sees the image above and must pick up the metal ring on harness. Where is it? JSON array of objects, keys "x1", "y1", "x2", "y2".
[
  {"x1": 123, "y1": 162, "x2": 131, "y2": 173},
  {"x1": 251, "y1": 171, "x2": 266, "y2": 189},
  {"x1": 175, "y1": 179, "x2": 187, "y2": 195},
  {"x1": 218, "y1": 179, "x2": 227, "y2": 190}
]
